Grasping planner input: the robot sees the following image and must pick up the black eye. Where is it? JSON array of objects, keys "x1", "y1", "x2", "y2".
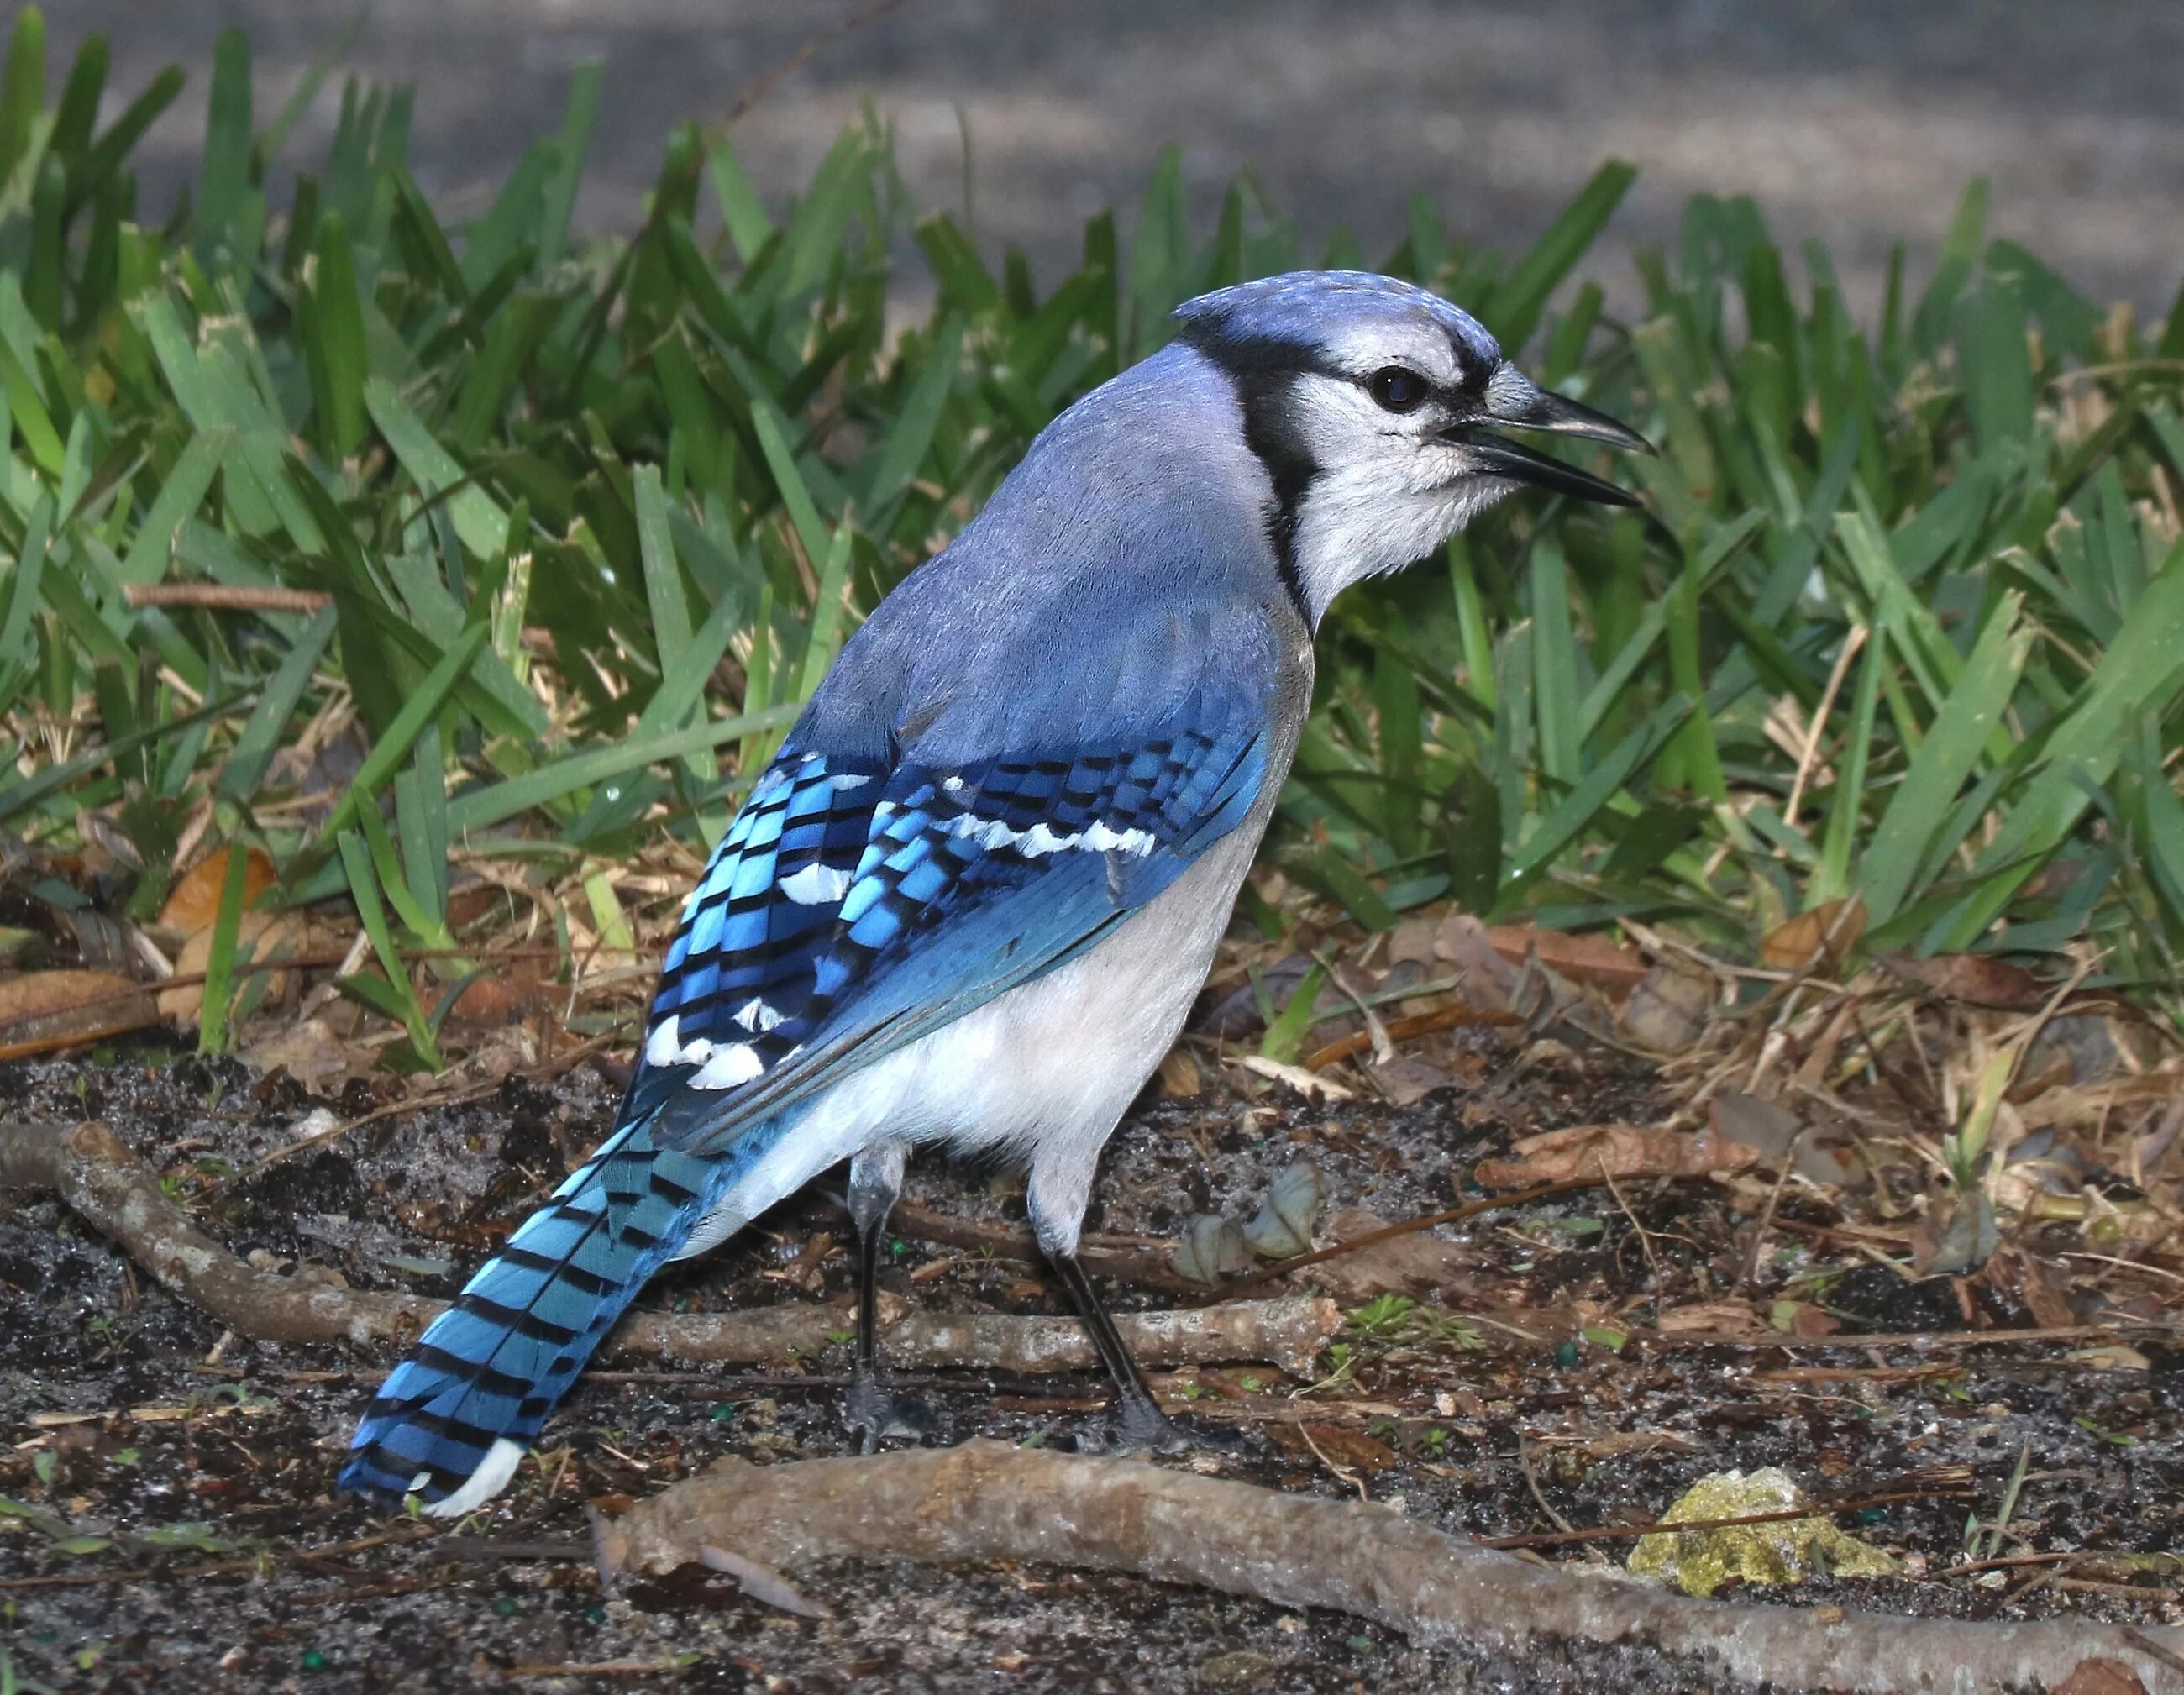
[{"x1": 1367, "y1": 366, "x2": 1429, "y2": 413}]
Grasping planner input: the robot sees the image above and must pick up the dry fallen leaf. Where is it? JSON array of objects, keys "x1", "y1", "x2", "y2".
[
  {"x1": 0, "y1": 970, "x2": 160, "y2": 1060},
  {"x1": 443, "y1": 970, "x2": 545, "y2": 1026},
  {"x1": 1156, "y1": 1047, "x2": 1203, "y2": 1099},
  {"x1": 1273, "y1": 1423, "x2": 1400, "y2": 1472},
  {"x1": 1473, "y1": 1122, "x2": 1761, "y2": 1189},
  {"x1": 159, "y1": 910, "x2": 304, "y2": 1025},
  {"x1": 2055, "y1": 1658, "x2": 2147, "y2": 1695},
  {"x1": 1485, "y1": 925, "x2": 1651, "y2": 995},
  {"x1": 2063, "y1": 1344, "x2": 2150, "y2": 1371},
  {"x1": 158, "y1": 845, "x2": 277, "y2": 935},
  {"x1": 1431, "y1": 914, "x2": 1519, "y2": 1012},
  {"x1": 1234, "y1": 1056, "x2": 1353, "y2": 1101},
  {"x1": 242, "y1": 1015, "x2": 354, "y2": 1086},
  {"x1": 1654, "y1": 1301, "x2": 1768, "y2": 1336},
  {"x1": 1305, "y1": 1206, "x2": 1482, "y2": 1300},
  {"x1": 1767, "y1": 1299, "x2": 1842, "y2": 1337},
  {"x1": 1877, "y1": 951, "x2": 2050, "y2": 1011},
  {"x1": 1760, "y1": 896, "x2": 1866, "y2": 971},
  {"x1": 1619, "y1": 960, "x2": 1714, "y2": 1053}
]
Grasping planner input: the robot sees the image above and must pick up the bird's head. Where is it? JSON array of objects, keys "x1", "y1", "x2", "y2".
[{"x1": 1173, "y1": 270, "x2": 1650, "y2": 622}]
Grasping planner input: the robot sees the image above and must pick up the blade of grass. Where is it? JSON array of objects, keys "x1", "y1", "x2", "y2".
[
  {"x1": 312, "y1": 620, "x2": 488, "y2": 847},
  {"x1": 195, "y1": 837, "x2": 253, "y2": 1055},
  {"x1": 447, "y1": 704, "x2": 799, "y2": 835},
  {"x1": 335, "y1": 827, "x2": 439, "y2": 1068},
  {"x1": 1859, "y1": 591, "x2": 2029, "y2": 925},
  {"x1": 1940, "y1": 542, "x2": 2184, "y2": 947}
]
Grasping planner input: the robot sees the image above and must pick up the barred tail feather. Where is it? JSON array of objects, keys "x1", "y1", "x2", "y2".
[{"x1": 340, "y1": 1105, "x2": 752, "y2": 1514}]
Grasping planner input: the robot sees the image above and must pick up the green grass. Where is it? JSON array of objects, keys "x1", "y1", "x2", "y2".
[{"x1": 4, "y1": 11, "x2": 2184, "y2": 1052}]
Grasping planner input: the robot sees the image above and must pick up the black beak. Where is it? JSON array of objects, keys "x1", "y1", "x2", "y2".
[{"x1": 1449, "y1": 370, "x2": 1653, "y2": 507}]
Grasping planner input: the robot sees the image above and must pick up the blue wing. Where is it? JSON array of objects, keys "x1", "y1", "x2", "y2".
[
  {"x1": 627, "y1": 679, "x2": 1268, "y2": 1150},
  {"x1": 344, "y1": 346, "x2": 1299, "y2": 1509}
]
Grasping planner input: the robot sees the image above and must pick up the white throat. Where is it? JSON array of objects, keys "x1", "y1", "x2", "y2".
[
  {"x1": 1274, "y1": 370, "x2": 1513, "y2": 626},
  {"x1": 1289, "y1": 467, "x2": 1507, "y2": 627}
]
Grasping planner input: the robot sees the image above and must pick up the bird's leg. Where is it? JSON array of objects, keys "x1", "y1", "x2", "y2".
[
  {"x1": 843, "y1": 1141, "x2": 928, "y2": 1452},
  {"x1": 1029, "y1": 1168, "x2": 1242, "y2": 1454},
  {"x1": 1042, "y1": 1247, "x2": 1188, "y2": 1448}
]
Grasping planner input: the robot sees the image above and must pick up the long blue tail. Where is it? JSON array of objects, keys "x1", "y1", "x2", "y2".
[{"x1": 340, "y1": 1105, "x2": 743, "y2": 1514}]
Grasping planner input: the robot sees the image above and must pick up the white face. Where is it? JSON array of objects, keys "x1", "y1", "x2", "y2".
[{"x1": 1283, "y1": 322, "x2": 1546, "y2": 625}]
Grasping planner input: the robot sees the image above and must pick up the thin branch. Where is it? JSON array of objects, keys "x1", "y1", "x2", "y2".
[
  {"x1": 123, "y1": 584, "x2": 333, "y2": 614},
  {"x1": 1515, "y1": 1432, "x2": 1575, "y2": 1535},
  {"x1": 886, "y1": 1199, "x2": 1191, "y2": 1290},
  {"x1": 0, "y1": 1120, "x2": 1337, "y2": 1378},
  {"x1": 596, "y1": 1442, "x2": 2184, "y2": 1695},
  {"x1": 1303, "y1": 1004, "x2": 1521, "y2": 1072},
  {"x1": 720, "y1": 0, "x2": 910, "y2": 129},
  {"x1": 1783, "y1": 623, "x2": 1866, "y2": 828}
]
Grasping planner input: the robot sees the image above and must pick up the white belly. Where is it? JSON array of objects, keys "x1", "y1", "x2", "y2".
[{"x1": 673, "y1": 827, "x2": 1258, "y2": 1258}]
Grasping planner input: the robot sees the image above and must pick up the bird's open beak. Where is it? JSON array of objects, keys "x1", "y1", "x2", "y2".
[{"x1": 1449, "y1": 366, "x2": 1654, "y2": 507}]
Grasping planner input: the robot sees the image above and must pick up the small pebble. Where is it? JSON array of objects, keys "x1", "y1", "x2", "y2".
[{"x1": 1196, "y1": 1649, "x2": 1275, "y2": 1687}]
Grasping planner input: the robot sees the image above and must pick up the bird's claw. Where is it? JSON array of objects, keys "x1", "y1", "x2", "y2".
[
  {"x1": 1087, "y1": 1398, "x2": 1247, "y2": 1456},
  {"x1": 844, "y1": 1374, "x2": 934, "y2": 1454}
]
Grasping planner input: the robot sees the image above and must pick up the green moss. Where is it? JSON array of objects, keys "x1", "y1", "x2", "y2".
[{"x1": 1628, "y1": 1467, "x2": 1898, "y2": 1599}]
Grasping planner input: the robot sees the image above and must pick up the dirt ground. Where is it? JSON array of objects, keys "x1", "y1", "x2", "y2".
[
  {"x1": 46, "y1": 0, "x2": 2184, "y2": 319},
  {"x1": 3, "y1": 1031, "x2": 2176, "y2": 1693}
]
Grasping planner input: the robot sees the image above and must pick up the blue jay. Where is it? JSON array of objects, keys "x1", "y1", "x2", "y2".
[{"x1": 342, "y1": 270, "x2": 1646, "y2": 1514}]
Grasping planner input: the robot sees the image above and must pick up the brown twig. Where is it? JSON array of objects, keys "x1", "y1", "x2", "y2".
[
  {"x1": 1303, "y1": 1004, "x2": 1522, "y2": 1072},
  {"x1": 0, "y1": 943, "x2": 658, "y2": 1042},
  {"x1": 0, "y1": 1525, "x2": 437, "y2": 1591},
  {"x1": 1638, "y1": 1321, "x2": 2181, "y2": 1352},
  {"x1": 1739, "y1": 1122, "x2": 1803, "y2": 1294},
  {"x1": 1515, "y1": 1432, "x2": 1575, "y2": 1535},
  {"x1": 720, "y1": 0, "x2": 910, "y2": 128},
  {"x1": 887, "y1": 1199, "x2": 1189, "y2": 1290},
  {"x1": 122, "y1": 583, "x2": 333, "y2": 614},
  {"x1": 2126, "y1": 1628, "x2": 2184, "y2": 1681},
  {"x1": 0, "y1": 1120, "x2": 1337, "y2": 1378},
  {"x1": 597, "y1": 1442, "x2": 2184, "y2": 1695}
]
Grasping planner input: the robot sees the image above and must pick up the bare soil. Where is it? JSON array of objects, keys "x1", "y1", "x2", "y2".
[{"x1": 3, "y1": 1037, "x2": 2176, "y2": 1692}]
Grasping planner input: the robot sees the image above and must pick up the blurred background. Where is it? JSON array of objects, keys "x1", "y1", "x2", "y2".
[{"x1": 48, "y1": 0, "x2": 2184, "y2": 317}]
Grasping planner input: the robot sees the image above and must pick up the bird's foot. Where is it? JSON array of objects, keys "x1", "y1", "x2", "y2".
[
  {"x1": 843, "y1": 1372, "x2": 935, "y2": 1455},
  {"x1": 1086, "y1": 1396, "x2": 1247, "y2": 1456}
]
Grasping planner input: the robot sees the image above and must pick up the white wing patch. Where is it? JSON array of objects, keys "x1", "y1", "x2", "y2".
[
  {"x1": 732, "y1": 996, "x2": 784, "y2": 1033},
  {"x1": 780, "y1": 863, "x2": 854, "y2": 905},
  {"x1": 944, "y1": 814, "x2": 1158, "y2": 859},
  {"x1": 690, "y1": 1042, "x2": 767, "y2": 1089},
  {"x1": 645, "y1": 1014, "x2": 692, "y2": 1068},
  {"x1": 644, "y1": 1011, "x2": 769, "y2": 1088}
]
